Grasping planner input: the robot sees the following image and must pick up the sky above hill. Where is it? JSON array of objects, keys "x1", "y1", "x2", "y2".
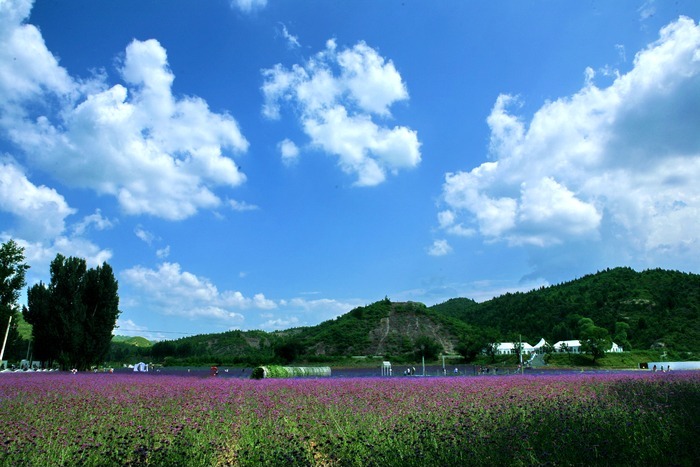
[{"x1": 1, "y1": 0, "x2": 699, "y2": 340}]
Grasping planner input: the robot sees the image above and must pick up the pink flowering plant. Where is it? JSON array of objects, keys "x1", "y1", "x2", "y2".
[{"x1": 0, "y1": 371, "x2": 698, "y2": 466}]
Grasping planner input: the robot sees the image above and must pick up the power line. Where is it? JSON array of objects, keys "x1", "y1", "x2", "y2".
[{"x1": 115, "y1": 329, "x2": 196, "y2": 336}]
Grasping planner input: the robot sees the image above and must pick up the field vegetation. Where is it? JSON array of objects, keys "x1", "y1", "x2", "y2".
[{"x1": 1, "y1": 371, "x2": 698, "y2": 466}]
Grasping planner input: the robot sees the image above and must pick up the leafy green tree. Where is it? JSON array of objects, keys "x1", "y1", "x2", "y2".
[
  {"x1": 24, "y1": 254, "x2": 120, "y2": 370},
  {"x1": 274, "y1": 337, "x2": 304, "y2": 364},
  {"x1": 413, "y1": 336, "x2": 441, "y2": 361},
  {"x1": 456, "y1": 333, "x2": 489, "y2": 362},
  {"x1": 152, "y1": 340, "x2": 176, "y2": 360},
  {"x1": 24, "y1": 283, "x2": 55, "y2": 365},
  {"x1": 613, "y1": 321, "x2": 631, "y2": 350},
  {"x1": 543, "y1": 341, "x2": 555, "y2": 355},
  {"x1": 0, "y1": 240, "x2": 30, "y2": 361},
  {"x1": 484, "y1": 341, "x2": 499, "y2": 363},
  {"x1": 578, "y1": 318, "x2": 611, "y2": 362}
]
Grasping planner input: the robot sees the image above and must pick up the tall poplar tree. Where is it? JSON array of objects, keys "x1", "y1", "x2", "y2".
[
  {"x1": 24, "y1": 254, "x2": 120, "y2": 370},
  {"x1": 0, "y1": 240, "x2": 30, "y2": 361}
]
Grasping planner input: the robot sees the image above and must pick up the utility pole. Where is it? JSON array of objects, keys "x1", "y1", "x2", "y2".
[
  {"x1": 519, "y1": 334, "x2": 524, "y2": 375},
  {"x1": 0, "y1": 315, "x2": 12, "y2": 364}
]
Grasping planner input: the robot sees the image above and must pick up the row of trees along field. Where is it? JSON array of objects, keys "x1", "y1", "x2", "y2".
[{"x1": 0, "y1": 240, "x2": 120, "y2": 370}]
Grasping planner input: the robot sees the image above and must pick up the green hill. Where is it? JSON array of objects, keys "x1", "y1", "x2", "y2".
[
  {"x1": 127, "y1": 267, "x2": 700, "y2": 365},
  {"x1": 431, "y1": 267, "x2": 700, "y2": 352},
  {"x1": 112, "y1": 335, "x2": 153, "y2": 347},
  {"x1": 295, "y1": 299, "x2": 475, "y2": 358}
]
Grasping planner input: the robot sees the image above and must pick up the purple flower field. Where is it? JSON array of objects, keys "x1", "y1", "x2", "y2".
[{"x1": 1, "y1": 371, "x2": 698, "y2": 466}]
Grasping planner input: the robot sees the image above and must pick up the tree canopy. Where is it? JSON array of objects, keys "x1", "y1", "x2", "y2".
[
  {"x1": 0, "y1": 240, "x2": 29, "y2": 361},
  {"x1": 24, "y1": 254, "x2": 120, "y2": 370}
]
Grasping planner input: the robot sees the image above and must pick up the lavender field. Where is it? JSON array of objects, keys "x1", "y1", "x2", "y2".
[{"x1": 1, "y1": 372, "x2": 698, "y2": 466}]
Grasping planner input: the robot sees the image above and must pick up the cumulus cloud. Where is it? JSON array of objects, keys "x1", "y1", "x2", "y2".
[
  {"x1": 121, "y1": 262, "x2": 278, "y2": 323},
  {"x1": 120, "y1": 261, "x2": 362, "y2": 330},
  {"x1": 258, "y1": 315, "x2": 299, "y2": 330},
  {"x1": 0, "y1": 3, "x2": 249, "y2": 221},
  {"x1": 0, "y1": 159, "x2": 75, "y2": 240},
  {"x1": 7, "y1": 235, "x2": 112, "y2": 288},
  {"x1": 0, "y1": 160, "x2": 111, "y2": 285},
  {"x1": 439, "y1": 17, "x2": 700, "y2": 271},
  {"x1": 262, "y1": 39, "x2": 421, "y2": 186},
  {"x1": 72, "y1": 209, "x2": 115, "y2": 236},
  {"x1": 261, "y1": 297, "x2": 360, "y2": 330},
  {"x1": 0, "y1": 0, "x2": 73, "y2": 106}
]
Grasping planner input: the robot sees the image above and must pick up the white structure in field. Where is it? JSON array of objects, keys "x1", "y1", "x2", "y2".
[
  {"x1": 491, "y1": 339, "x2": 623, "y2": 355},
  {"x1": 553, "y1": 340, "x2": 624, "y2": 353},
  {"x1": 532, "y1": 338, "x2": 548, "y2": 354},
  {"x1": 553, "y1": 340, "x2": 582, "y2": 353},
  {"x1": 381, "y1": 361, "x2": 392, "y2": 376},
  {"x1": 133, "y1": 362, "x2": 149, "y2": 372},
  {"x1": 495, "y1": 342, "x2": 535, "y2": 355}
]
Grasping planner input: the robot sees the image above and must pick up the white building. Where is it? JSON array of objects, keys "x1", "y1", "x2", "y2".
[
  {"x1": 553, "y1": 340, "x2": 582, "y2": 353},
  {"x1": 532, "y1": 338, "x2": 548, "y2": 354},
  {"x1": 554, "y1": 340, "x2": 624, "y2": 353},
  {"x1": 494, "y1": 341, "x2": 538, "y2": 355}
]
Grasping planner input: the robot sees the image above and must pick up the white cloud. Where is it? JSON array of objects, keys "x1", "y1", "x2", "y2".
[
  {"x1": 9, "y1": 235, "x2": 112, "y2": 287},
  {"x1": 72, "y1": 209, "x2": 115, "y2": 236},
  {"x1": 121, "y1": 262, "x2": 278, "y2": 323},
  {"x1": 0, "y1": 2, "x2": 249, "y2": 221},
  {"x1": 428, "y1": 239, "x2": 452, "y2": 257},
  {"x1": 0, "y1": 159, "x2": 75, "y2": 240},
  {"x1": 638, "y1": 0, "x2": 656, "y2": 22},
  {"x1": 156, "y1": 245, "x2": 170, "y2": 259},
  {"x1": 115, "y1": 318, "x2": 167, "y2": 342},
  {"x1": 437, "y1": 210, "x2": 475, "y2": 237},
  {"x1": 278, "y1": 138, "x2": 300, "y2": 165},
  {"x1": 439, "y1": 17, "x2": 700, "y2": 269},
  {"x1": 134, "y1": 226, "x2": 156, "y2": 245},
  {"x1": 259, "y1": 316, "x2": 299, "y2": 330},
  {"x1": 279, "y1": 23, "x2": 300, "y2": 49},
  {"x1": 0, "y1": 0, "x2": 74, "y2": 105},
  {"x1": 228, "y1": 199, "x2": 259, "y2": 211},
  {"x1": 262, "y1": 40, "x2": 421, "y2": 186},
  {"x1": 258, "y1": 297, "x2": 359, "y2": 330},
  {"x1": 230, "y1": 0, "x2": 267, "y2": 13},
  {"x1": 120, "y1": 262, "x2": 362, "y2": 331},
  {"x1": 0, "y1": 158, "x2": 112, "y2": 285}
]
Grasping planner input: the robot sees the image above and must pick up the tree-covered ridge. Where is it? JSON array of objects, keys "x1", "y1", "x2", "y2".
[
  {"x1": 295, "y1": 299, "x2": 475, "y2": 358},
  {"x1": 432, "y1": 267, "x2": 700, "y2": 352},
  {"x1": 110, "y1": 267, "x2": 700, "y2": 366},
  {"x1": 147, "y1": 329, "x2": 277, "y2": 365},
  {"x1": 112, "y1": 336, "x2": 152, "y2": 347}
]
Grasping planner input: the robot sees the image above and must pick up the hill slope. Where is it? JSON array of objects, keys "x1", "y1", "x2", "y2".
[
  {"x1": 430, "y1": 267, "x2": 700, "y2": 352},
  {"x1": 296, "y1": 299, "x2": 474, "y2": 357},
  {"x1": 135, "y1": 267, "x2": 700, "y2": 364}
]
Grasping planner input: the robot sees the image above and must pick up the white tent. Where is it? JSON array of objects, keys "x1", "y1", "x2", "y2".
[{"x1": 553, "y1": 340, "x2": 582, "y2": 353}]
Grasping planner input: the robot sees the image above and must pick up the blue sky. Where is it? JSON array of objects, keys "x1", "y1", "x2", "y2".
[{"x1": 1, "y1": 0, "x2": 699, "y2": 340}]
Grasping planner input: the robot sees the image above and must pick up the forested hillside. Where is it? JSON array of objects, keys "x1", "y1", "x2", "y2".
[
  {"x1": 107, "y1": 267, "x2": 699, "y2": 365},
  {"x1": 293, "y1": 298, "x2": 476, "y2": 358},
  {"x1": 431, "y1": 267, "x2": 700, "y2": 352}
]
